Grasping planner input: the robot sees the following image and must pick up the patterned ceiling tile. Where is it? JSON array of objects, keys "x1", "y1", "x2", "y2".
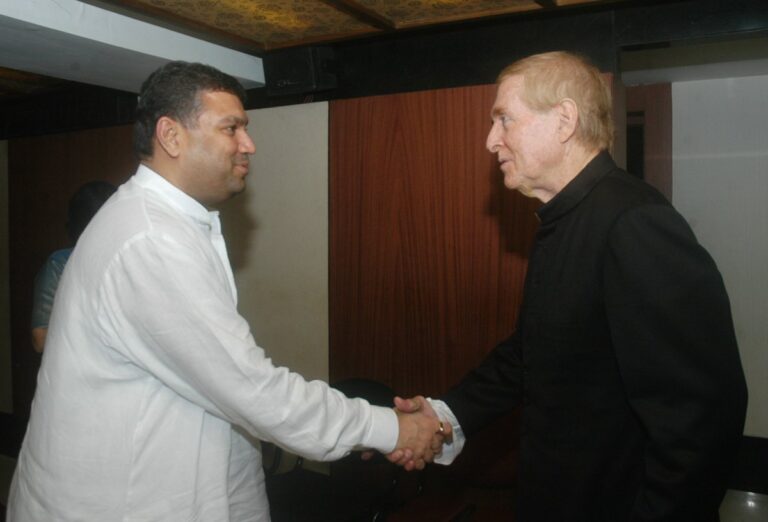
[
  {"x1": 135, "y1": 0, "x2": 377, "y2": 46},
  {"x1": 355, "y1": 0, "x2": 544, "y2": 27},
  {"x1": 101, "y1": 0, "x2": 621, "y2": 49}
]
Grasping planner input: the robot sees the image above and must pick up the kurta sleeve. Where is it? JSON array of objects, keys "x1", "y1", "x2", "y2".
[
  {"x1": 604, "y1": 204, "x2": 747, "y2": 521},
  {"x1": 441, "y1": 330, "x2": 524, "y2": 437},
  {"x1": 97, "y1": 230, "x2": 397, "y2": 461}
]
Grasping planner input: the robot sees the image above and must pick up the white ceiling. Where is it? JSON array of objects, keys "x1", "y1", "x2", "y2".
[{"x1": 0, "y1": 0, "x2": 264, "y2": 94}]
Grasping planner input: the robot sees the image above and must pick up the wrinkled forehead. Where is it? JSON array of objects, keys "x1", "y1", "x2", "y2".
[{"x1": 491, "y1": 75, "x2": 528, "y2": 116}]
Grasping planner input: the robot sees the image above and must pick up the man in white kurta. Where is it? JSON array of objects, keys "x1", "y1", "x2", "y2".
[{"x1": 8, "y1": 62, "x2": 439, "y2": 521}]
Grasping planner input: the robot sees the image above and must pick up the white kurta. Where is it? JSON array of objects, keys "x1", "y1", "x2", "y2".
[{"x1": 8, "y1": 165, "x2": 397, "y2": 522}]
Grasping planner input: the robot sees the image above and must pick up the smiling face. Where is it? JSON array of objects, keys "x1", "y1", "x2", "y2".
[
  {"x1": 176, "y1": 90, "x2": 256, "y2": 207},
  {"x1": 485, "y1": 75, "x2": 565, "y2": 202}
]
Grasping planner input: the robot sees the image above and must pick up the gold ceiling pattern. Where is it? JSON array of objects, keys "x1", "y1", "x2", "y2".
[
  {"x1": 137, "y1": 0, "x2": 372, "y2": 46},
  {"x1": 87, "y1": 0, "x2": 623, "y2": 53},
  {"x1": 356, "y1": 0, "x2": 547, "y2": 27}
]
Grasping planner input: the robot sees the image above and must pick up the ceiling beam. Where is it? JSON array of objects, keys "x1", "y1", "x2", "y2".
[{"x1": 321, "y1": 0, "x2": 396, "y2": 31}]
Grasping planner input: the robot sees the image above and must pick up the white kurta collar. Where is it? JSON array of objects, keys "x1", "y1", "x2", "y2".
[
  {"x1": 133, "y1": 164, "x2": 236, "y2": 301},
  {"x1": 134, "y1": 164, "x2": 216, "y2": 230}
]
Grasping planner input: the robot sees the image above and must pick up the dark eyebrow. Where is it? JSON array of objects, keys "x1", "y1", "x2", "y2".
[{"x1": 220, "y1": 115, "x2": 249, "y2": 126}]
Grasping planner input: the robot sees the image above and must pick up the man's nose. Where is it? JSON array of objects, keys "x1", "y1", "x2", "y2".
[
  {"x1": 240, "y1": 131, "x2": 256, "y2": 154},
  {"x1": 486, "y1": 122, "x2": 500, "y2": 153}
]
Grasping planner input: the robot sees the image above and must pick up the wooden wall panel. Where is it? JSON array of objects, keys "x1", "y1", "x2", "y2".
[
  {"x1": 8, "y1": 125, "x2": 136, "y2": 420},
  {"x1": 626, "y1": 83, "x2": 673, "y2": 200},
  {"x1": 329, "y1": 85, "x2": 540, "y2": 398}
]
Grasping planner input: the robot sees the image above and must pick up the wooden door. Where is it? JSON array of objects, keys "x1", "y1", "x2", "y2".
[{"x1": 329, "y1": 85, "x2": 539, "y2": 397}]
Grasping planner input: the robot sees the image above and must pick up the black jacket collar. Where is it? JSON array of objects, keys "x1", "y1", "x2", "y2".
[{"x1": 536, "y1": 150, "x2": 616, "y2": 225}]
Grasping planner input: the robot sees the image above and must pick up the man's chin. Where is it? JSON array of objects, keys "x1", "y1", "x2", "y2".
[
  {"x1": 229, "y1": 181, "x2": 246, "y2": 198},
  {"x1": 502, "y1": 172, "x2": 519, "y2": 191},
  {"x1": 211, "y1": 181, "x2": 246, "y2": 206},
  {"x1": 503, "y1": 176, "x2": 535, "y2": 199}
]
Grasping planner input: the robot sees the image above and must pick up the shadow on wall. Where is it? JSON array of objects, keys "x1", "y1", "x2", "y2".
[{"x1": 219, "y1": 190, "x2": 259, "y2": 273}]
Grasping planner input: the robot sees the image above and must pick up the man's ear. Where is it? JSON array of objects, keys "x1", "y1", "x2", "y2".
[
  {"x1": 556, "y1": 98, "x2": 579, "y2": 143},
  {"x1": 155, "y1": 116, "x2": 183, "y2": 158}
]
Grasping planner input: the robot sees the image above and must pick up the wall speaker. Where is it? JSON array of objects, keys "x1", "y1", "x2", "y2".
[{"x1": 264, "y1": 46, "x2": 338, "y2": 96}]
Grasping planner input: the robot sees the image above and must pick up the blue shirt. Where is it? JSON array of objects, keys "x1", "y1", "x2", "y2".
[{"x1": 31, "y1": 248, "x2": 72, "y2": 329}]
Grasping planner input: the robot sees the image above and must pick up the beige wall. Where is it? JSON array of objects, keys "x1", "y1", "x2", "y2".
[
  {"x1": 673, "y1": 75, "x2": 768, "y2": 438},
  {"x1": 0, "y1": 141, "x2": 11, "y2": 413},
  {"x1": 220, "y1": 102, "x2": 329, "y2": 382}
]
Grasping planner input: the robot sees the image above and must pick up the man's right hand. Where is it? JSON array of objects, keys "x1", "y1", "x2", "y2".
[{"x1": 390, "y1": 395, "x2": 451, "y2": 470}]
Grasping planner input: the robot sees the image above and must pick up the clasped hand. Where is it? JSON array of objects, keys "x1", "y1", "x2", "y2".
[{"x1": 390, "y1": 395, "x2": 451, "y2": 470}]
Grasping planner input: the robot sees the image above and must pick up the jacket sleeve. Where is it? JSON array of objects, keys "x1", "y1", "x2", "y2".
[
  {"x1": 441, "y1": 330, "x2": 524, "y2": 437},
  {"x1": 604, "y1": 204, "x2": 747, "y2": 521}
]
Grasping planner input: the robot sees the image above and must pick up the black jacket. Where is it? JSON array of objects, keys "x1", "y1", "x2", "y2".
[{"x1": 443, "y1": 151, "x2": 748, "y2": 522}]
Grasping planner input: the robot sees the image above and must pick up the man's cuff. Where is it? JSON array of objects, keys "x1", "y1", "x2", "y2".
[
  {"x1": 428, "y1": 398, "x2": 465, "y2": 465},
  {"x1": 363, "y1": 406, "x2": 399, "y2": 453}
]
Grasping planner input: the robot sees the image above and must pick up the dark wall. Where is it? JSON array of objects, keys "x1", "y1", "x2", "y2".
[
  {"x1": 0, "y1": 85, "x2": 136, "y2": 140},
  {"x1": 252, "y1": 9, "x2": 616, "y2": 108},
  {"x1": 252, "y1": 0, "x2": 768, "y2": 108},
  {"x1": 4, "y1": 126, "x2": 136, "y2": 455},
  {"x1": 614, "y1": 0, "x2": 768, "y2": 47},
  {"x1": 330, "y1": 11, "x2": 616, "y2": 98}
]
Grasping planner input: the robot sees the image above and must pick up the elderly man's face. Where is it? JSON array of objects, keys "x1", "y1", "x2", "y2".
[
  {"x1": 486, "y1": 75, "x2": 563, "y2": 202},
  {"x1": 177, "y1": 90, "x2": 256, "y2": 207}
]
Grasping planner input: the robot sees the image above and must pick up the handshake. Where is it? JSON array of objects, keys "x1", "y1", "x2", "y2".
[{"x1": 384, "y1": 396, "x2": 453, "y2": 471}]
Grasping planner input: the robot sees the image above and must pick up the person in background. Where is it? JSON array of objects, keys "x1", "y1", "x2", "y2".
[
  {"x1": 391, "y1": 51, "x2": 748, "y2": 522},
  {"x1": 30, "y1": 180, "x2": 116, "y2": 352},
  {"x1": 8, "y1": 61, "x2": 443, "y2": 522}
]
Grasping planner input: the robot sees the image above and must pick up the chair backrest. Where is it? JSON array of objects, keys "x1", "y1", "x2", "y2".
[
  {"x1": 332, "y1": 378, "x2": 397, "y2": 407},
  {"x1": 329, "y1": 378, "x2": 401, "y2": 501},
  {"x1": 266, "y1": 378, "x2": 404, "y2": 521}
]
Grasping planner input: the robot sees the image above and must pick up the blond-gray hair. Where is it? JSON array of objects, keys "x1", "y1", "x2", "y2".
[{"x1": 498, "y1": 51, "x2": 613, "y2": 150}]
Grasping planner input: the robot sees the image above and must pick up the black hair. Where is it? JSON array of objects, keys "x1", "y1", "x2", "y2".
[
  {"x1": 133, "y1": 61, "x2": 247, "y2": 159},
  {"x1": 66, "y1": 181, "x2": 117, "y2": 242}
]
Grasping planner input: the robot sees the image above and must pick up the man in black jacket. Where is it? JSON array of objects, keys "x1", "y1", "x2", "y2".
[{"x1": 391, "y1": 51, "x2": 748, "y2": 522}]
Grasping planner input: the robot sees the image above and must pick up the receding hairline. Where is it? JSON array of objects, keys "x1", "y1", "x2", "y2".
[
  {"x1": 496, "y1": 51, "x2": 593, "y2": 84},
  {"x1": 489, "y1": 74, "x2": 526, "y2": 120},
  {"x1": 181, "y1": 87, "x2": 248, "y2": 127},
  {"x1": 492, "y1": 51, "x2": 614, "y2": 150}
]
